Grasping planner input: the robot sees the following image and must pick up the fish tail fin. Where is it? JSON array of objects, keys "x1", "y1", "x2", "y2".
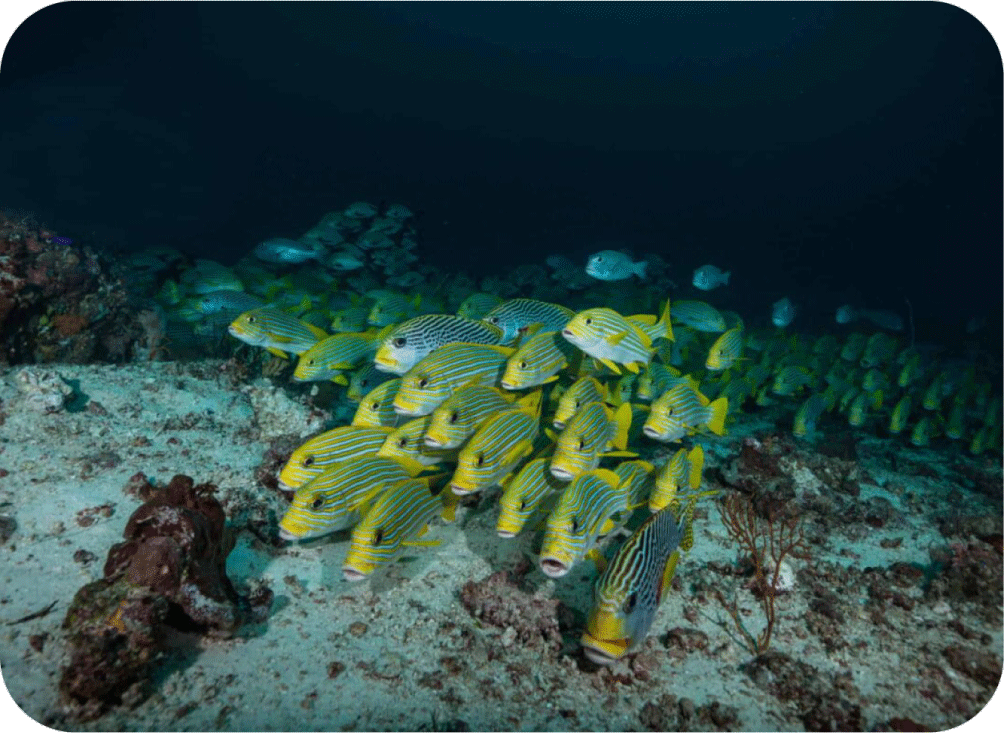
[
  {"x1": 687, "y1": 445, "x2": 704, "y2": 489},
  {"x1": 655, "y1": 298, "x2": 673, "y2": 342},
  {"x1": 723, "y1": 271, "x2": 731, "y2": 285},
  {"x1": 612, "y1": 402, "x2": 632, "y2": 450},
  {"x1": 706, "y1": 398, "x2": 728, "y2": 436},
  {"x1": 635, "y1": 261, "x2": 648, "y2": 279}
]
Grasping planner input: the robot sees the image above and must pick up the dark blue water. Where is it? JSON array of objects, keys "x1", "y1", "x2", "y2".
[{"x1": 1, "y1": 2, "x2": 1000, "y2": 348}]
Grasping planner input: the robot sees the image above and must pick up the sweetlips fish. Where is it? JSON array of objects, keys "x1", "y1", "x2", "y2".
[
  {"x1": 352, "y1": 378, "x2": 403, "y2": 428},
  {"x1": 347, "y1": 363, "x2": 396, "y2": 402},
  {"x1": 581, "y1": 497, "x2": 696, "y2": 665},
  {"x1": 496, "y1": 457, "x2": 565, "y2": 538},
  {"x1": 771, "y1": 297, "x2": 797, "y2": 328},
  {"x1": 278, "y1": 425, "x2": 394, "y2": 490},
  {"x1": 692, "y1": 264, "x2": 730, "y2": 291},
  {"x1": 197, "y1": 290, "x2": 265, "y2": 316},
  {"x1": 424, "y1": 384, "x2": 517, "y2": 450},
  {"x1": 793, "y1": 393, "x2": 829, "y2": 439},
  {"x1": 549, "y1": 402, "x2": 635, "y2": 481},
  {"x1": 501, "y1": 329, "x2": 581, "y2": 390},
  {"x1": 342, "y1": 478, "x2": 445, "y2": 582},
  {"x1": 456, "y1": 292, "x2": 504, "y2": 320},
  {"x1": 553, "y1": 376, "x2": 609, "y2": 429},
  {"x1": 650, "y1": 445, "x2": 703, "y2": 512},
  {"x1": 671, "y1": 300, "x2": 726, "y2": 333},
  {"x1": 860, "y1": 332, "x2": 898, "y2": 368},
  {"x1": 449, "y1": 390, "x2": 543, "y2": 496},
  {"x1": 293, "y1": 330, "x2": 385, "y2": 384},
  {"x1": 375, "y1": 314, "x2": 504, "y2": 375},
  {"x1": 539, "y1": 468, "x2": 635, "y2": 578},
  {"x1": 393, "y1": 342, "x2": 513, "y2": 417},
  {"x1": 253, "y1": 237, "x2": 321, "y2": 264},
  {"x1": 482, "y1": 298, "x2": 576, "y2": 343},
  {"x1": 330, "y1": 305, "x2": 371, "y2": 333},
  {"x1": 562, "y1": 300, "x2": 673, "y2": 375},
  {"x1": 585, "y1": 250, "x2": 648, "y2": 281},
  {"x1": 377, "y1": 416, "x2": 455, "y2": 466},
  {"x1": 643, "y1": 382, "x2": 728, "y2": 442},
  {"x1": 705, "y1": 327, "x2": 744, "y2": 371},
  {"x1": 278, "y1": 455, "x2": 427, "y2": 540},
  {"x1": 228, "y1": 307, "x2": 328, "y2": 358}
]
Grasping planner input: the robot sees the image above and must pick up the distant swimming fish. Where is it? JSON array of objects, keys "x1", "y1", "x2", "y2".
[
  {"x1": 692, "y1": 265, "x2": 730, "y2": 291},
  {"x1": 585, "y1": 250, "x2": 648, "y2": 281},
  {"x1": 253, "y1": 237, "x2": 321, "y2": 264},
  {"x1": 771, "y1": 297, "x2": 797, "y2": 328}
]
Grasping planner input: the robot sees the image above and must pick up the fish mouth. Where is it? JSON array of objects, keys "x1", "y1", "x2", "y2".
[
  {"x1": 579, "y1": 634, "x2": 628, "y2": 666},
  {"x1": 496, "y1": 529, "x2": 516, "y2": 539},
  {"x1": 277, "y1": 479, "x2": 294, "y2": 492},
  {"x1": 278, "y1": 527, "x2": 298, "y2": 541},
  {"x1": 549, "y1": 466, "x2": 574, "y2": 481},
  {"x1": 539, "y1": 558, "x2": 569, "y2": 578},
  {"x1": 561, "y1": 329, "x2": 576, "y2": 338},
  {"x1": 499, "y1": 380, "x2": 517, "y2": 390},
  {"x1": 642, "y1": 425, "x2": 664, "y2": 440},
  {"x1": 342, "y1": 567, "x2": 368, "y2": 582},
  {"x1": 450, "y1": 483, "x2": 474, "y2": 496},
  {"x1": 393, "y1": 404, "x2": 421, "y2": 416},
  {"x1": 423, "y1": 435, "x2": 444, "y2": 448},
  {"x1": 552, "y1": 420, "x2": 566, "y2": 430}
]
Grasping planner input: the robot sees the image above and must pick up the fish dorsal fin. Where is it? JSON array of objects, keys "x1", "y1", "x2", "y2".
[
  {"x1": 266, "y1": 347, "x2": 289, "y2": 359},
  {"x1": 332, "y1": 374, "x2": 349, "y2": 386},
  {"x1": 598, "y1": 358, "x2": 622, "y2": 375},
  {"x1": 482, "y1": 344, "x2": 515, "y2": 358},
  {"x1": 393, "y1": 455, "x2": 428, "y2": 477},
  {"x1": 591, "y1": 468, "x2": 622, "y2": 490},
  {"x1": 517, "y1": 389, "x2": 544, "y2": 418},
  {"x1": 305, "y1": 322, "x2": 329, "y2": 340},
  {"x1": 695, "y1": 387, "x2": 711, "y2": 407}
]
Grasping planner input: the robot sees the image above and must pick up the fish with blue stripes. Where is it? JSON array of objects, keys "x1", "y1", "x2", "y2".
[
  {"x1": 374, "y1": 314, "x2": 504, "y2": 375},
  {"x1": 482, "y1": 298, "x2": 576, "y2": 344},
  {"x1": 449, "y1": 391, "x2": 543, "y2": 495},
  {"x1": 496, "y1": 457, "x2": 565, "y2": 538},
  {"x1": 352, "y1": 378, "x2": 403, "y2": 428},
  {"x1": 501, "y1": 329, "x2": 580, "y2": 390},
  {"x1": 293, "y1": 330, "x2": 384, "y2": 384},
  {"x1": 705, "y1": 327, "x2": 744, "y2": 371},
  {"x1": 278, "y1": 455, "x2": 427, "y2": 540},
  {"x1": 228, "y1": 307, "x2": 328, "y2": 358},
  {"x1": 562, "y1": 300, "x2": 672, "y2": 375},
  {"x1": 550, "y1": 402, "x2": 635, "y2": 481},
  {"x1": 553, "y1": 376, "x2": 610, "y2": 429},
  {"x1": 393, "y1": 342, "x2": 513, "y2": 417},
  {"x1": 278, "y1": 425, "x2": 394, "y2": 490},
  {"x1": 377, "y1": 416, "x2": 455, "y2": 466},
  {"x1": 581, "y1": 497, "x2": 696, "y2": 665},
  {"x1": 650, "y1": 446, "x2": 703, "y2": 512},
  {"x1": 424, "y1": 384, "x2": 518, "y2": 449},
  {"x1": 671, "y1": 300, "x2": 726, "y2": 333},
  {"x1": 793, "y1": 393, "x2": 829, "y2": 439},
  {"x1": 342, "y1": 478, "x2": 444, "y2": 581},
  {"x1": 456, "y1": 292, "x2": 504, "y2": 320},
  {"x1": 643, "y1": 382, "x2": 728, "y2": 442},
  {"x1": 347, "y1": 363, "x2": 396, "y2": 402},
  {"x1": 539, "y1": 468, "x2": 634, "y2": 578}
]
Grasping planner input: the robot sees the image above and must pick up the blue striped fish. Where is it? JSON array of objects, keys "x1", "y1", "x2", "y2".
[
  {"x1": 705, "y1": 327, "x2": 744, "y2": 371},
  {"x1": 374, "y1": 314, "x2": 504, "y2": 375},
  {"x1": 636, "y1": 362, "x2": 679, "y2": 402},
  {"x1": 581, "y1": 498, "x2": 696, "y2": 665},
  {"x1": 643, "y1": 382, "x2": 728, "y2": 442},
  {"x1": 671, "y1": 300, "x2": 726, "y2": 333},
  {"x1": 352, "y1": 378, "x2": 403, "y2": 428},
  {"x1": 550, "y1": 402, "x2": 635, "y2": 481},
  {"x1": 278, "y1": 455, "x2": 426, "y2": 540},
  {"x1": 449, "y1": 392, "x2": 543, "y2": 495},
  {"x1": 651, "y1": 445, "x2": 704, "y2": 512},
  {"x1": 377, "y1": 416, "x2": 456, "y2": 466},
  {"x1": 562, "y1": 301, "x2": 672, "y2": 375},
  {"x1": 553, "y1": 376, "x2": 609, "y2": 429},
  {"x1": 613, "y1": 460, "x2": 656, "y2": 512},
  {"x1": 482, "y1": 298, "x2": 575, "y2": 343},
  {"x1": 278, "y1": 425, "x2": 394, "y2": 490},
  {"x1": 539, "y1": 468, "x2": 632, "y2": 578},
  {"x1": 496, "y1": 457, "x2": 565, "y2": 538},
  {"x1": 393, "y1": 343, "x2": 513, "y2": 417},
  {"x1": 425, "y1": 384, "x2": 517, "y2": 449},
  {"x1": 228, "y1": 307, "x2": 328, "y2": 358},
  {"x1": 293, "y1": 331, "x2": 382, "y2": 384},
  {"x1": 342, "y1": 478, "x2": 442, "y2": 581},
  {"x1": 501, "y1": 330, "x2": 580, "y2": 390},
  {"x1": 347, "y1": 362, "x2": 396, "y2": 402},
  {"x1": 456, "y1": 292, "x2": 503, "y2": 320}
]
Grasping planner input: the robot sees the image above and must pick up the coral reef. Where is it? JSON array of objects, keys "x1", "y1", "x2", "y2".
[
  {"x1": 0, "y1": 211, "x2": 144, "y2": 365},
  {"x1": 58, "y1": 473, "x2": 271, "y2": 720}
]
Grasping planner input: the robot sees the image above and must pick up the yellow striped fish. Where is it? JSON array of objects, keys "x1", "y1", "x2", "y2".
[
  {"x1": 278, "y1": 425, "x2": 394, "y2": 490},
  {"x1": 550, "y1": 402, "x2": 634, "y2": 481},
  {"x1": 553, "y1": 376, "x2": 609, "y2": 429},
  {"x1": 793, "y1": 393, "x2": 829, "y2": 438},
  {"x1": 278, "y1": 455, "x2": 426, "y2": 540},
  {"x1": 425, "y1": 384, "x2": 517, "y2": 449},
  {"x1": 581, "y1": 498, "x2": 695, "y2": 665},
  {"x1": 501, "y1": 330, "x2": 580, "y2": 390},
  {"x1": 539, "y1": 468, "x2": 632, "y2": 578},
  {"x1": 496, "y1": 457, "x2": 565, "y2": 538},
  {"x1": 612, "y1": 460, "x2": 656, "y2": 513},
  {"x1": 643, "y1": 382, "x2": 727, "y2": 442},
  {"x1": 374, "y1": 314, "x2": 504, "y2": 375},
  {"x1": 650, "y1": 445, "x2": 703, "y2": 512},
  {"x1": 482, "y1": 298, "x2": 576, "y2": 343},
  {"x1": 562, "y1": 300, "x2": 672, "y2": 375},
  {"x1": 352, "y1": 378, "x2": 403, "y2": 428},
  {"x1": 293, "y1": 331, "x2": 382, "y2": 384},
  {"x1": 456, "y1": 292, "x2": 503, "y2": 320},
  {"x1": 449, "y1": 391, "x2": 543, "y2": 495},
  {"x1": 329, "y1": 305, "x2": 370, "y2": 333},
  {"x1": 705, "y1": 327, "x2": 744, "y2": 371},
  {"x1": 636, "y1": 362, "x2": 680, "y2": 402},
  {"x1": 393, "y1": 343, "x2": 513, "y2": 417},
  {"x1": 228, "y1": 307, "x2": 328, "y2": 358},
  {"x1": 771, "y1": 365, "x2": 814, "y2": 396},
  {"x1": 367, "y1": 291, "x2": 422, "y2": 327},
  {"x1": 671, "y1": 300, "x2": 726, "y2": 333},
  {"x1": 889, "y1": 394, "x2": 912, "y2": 434},
  {"x1": 911, "y1": 415, "x2": 939, "y2": 447},
  {"x1": 839, "y1": 333, "x2": 868, "y2": 362},
  {"x1": 347, "y1": 363, "x2": 396, "y2": 402},
  {"x1": 342, "y1": 478, "x2": 442, "y2": 581},
  {"x1": 377, "y1": 416, "x2": 455, "y2": 466},
  {"x1": 860, "y1": 332, "x2": 898, "y2": 368}
]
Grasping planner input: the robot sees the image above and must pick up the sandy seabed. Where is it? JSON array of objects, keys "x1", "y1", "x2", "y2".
[{"x1": 0, "y1": 360, "x2": 1000, "y2": 732}]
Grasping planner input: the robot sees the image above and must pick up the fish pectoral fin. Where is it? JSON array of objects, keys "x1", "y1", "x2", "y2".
[
  {"x1": 586, "y1": 548, "x2": 608, "y2": 574},
  {"x1": 266, "y1": 347, "x2": 289, "y2": 359},
  {"x1": 603, "y1": 450, "x2": 638, "y2": 458},
  {"x1": 305, "y1": 323, "x2": 329, "y2": 339},
  {"x1": 598, "y1": 358, "x2": 622, "y2": 375},
  {"x1": 624, "y1": 361, "x2": 641, "y2": 374},
  {"x1": 605, "y1": 331, "x2": 629, "y2": 346},
  {"x1": 332, "y1": 374, "x2": 349, "y2": 386},
  {"x1": 658, "y1": 551, "x2": 680, "y2": 603}
]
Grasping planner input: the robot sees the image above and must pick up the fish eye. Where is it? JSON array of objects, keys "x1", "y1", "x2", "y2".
[
  {"x1": 624, "y1": 593, "x2": 638, "y2": 613},
  {"x1": 307, "y1": 358, "x2": 315, "y2": 366},
  {"x1": 418, "y1": 377, "x2": 428, "y2": 388},
  {"x1": 449, "y1": 411, "x2": 459, "y2": 424},
  {"x1": 489, "y1": 317, "x2": 499, "y2": 324},
  {"x1": 398, "y1": 437, "x2": 408, "y2": 447},
  {"x1": 310, "y1": 495, "x2": 325, "y2": 510},
  {"x1": 519, "y1": 361, "x2": 527, "y2": 369},
  {"x1": 576, "y1": 437, "x2": 585, "y2": 451},
  {"x1": 476, "y1": 453, "x2": 485, "y2": 467},
  {"x1": 303, "y1": 455, "x2": 315, "y2": 467},
  {"x1": 247, "y1": 316, "x2": 256, "y2": 323},
  {"x1": 393, "y1": 337, "x2": 406, "y2": 347},
  {"x1": 372, "y1": 529, "x2": 384, "y2": 545},
  {"x1": 370, "y1": 401, "x2": 380, "y2": 410},
  {"x1": 573, "y1": 400, "x2": 580, "y2": 409},
  {"x1": 571, "y1": 517, "x2": 580, "y2": 533},
  {"x1": 596, "y1": 256, "x2": 603, "y2": 261},
  {"x1": 519, "y1": 500, "x2": 527, "y2": 510},
  {"x1": 585, "y1": 318, "x2": 592, "y2": 325}
]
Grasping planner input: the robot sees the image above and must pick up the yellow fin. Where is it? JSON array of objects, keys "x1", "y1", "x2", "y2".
[
  {"x1": 706, "y1": 397, "x2": 728, "y2": 436},
  {"x1": 266, "y1": 347, "x2": 289, "y2": 359},
  {"x1": 591, "y1": 468, "x2": 623, "y2": 489},
  {"x1": 603, "y1": 450, "x2": 638, "y2": 458},
  {"x1": 659, "y1": 550, "x2": 680, "y2": 602},
  {"x1": 587, "y1": 547, "x2": 608, "y2": 574},
  {"x1": 611, "y1": 401, "x2": 632, "y2": 450},
  {"x1": 332, "y1": 374, "x2": 349, "y2": 386},
  {"x1": 624, "y1": 361, "x2": 641, "y2": 374},
  {"x1": 403, "y1": 539, "x2": 441, "y2": 548},
  {"x1": 687, "y1": 445, "x2": 705, "y2": 490},
  {"x1": 605, "y1": 331, "x2": 629, "y2": 346},
  {"x1": 305, "y1": 322, "x2": 329, "y2": 340}
]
